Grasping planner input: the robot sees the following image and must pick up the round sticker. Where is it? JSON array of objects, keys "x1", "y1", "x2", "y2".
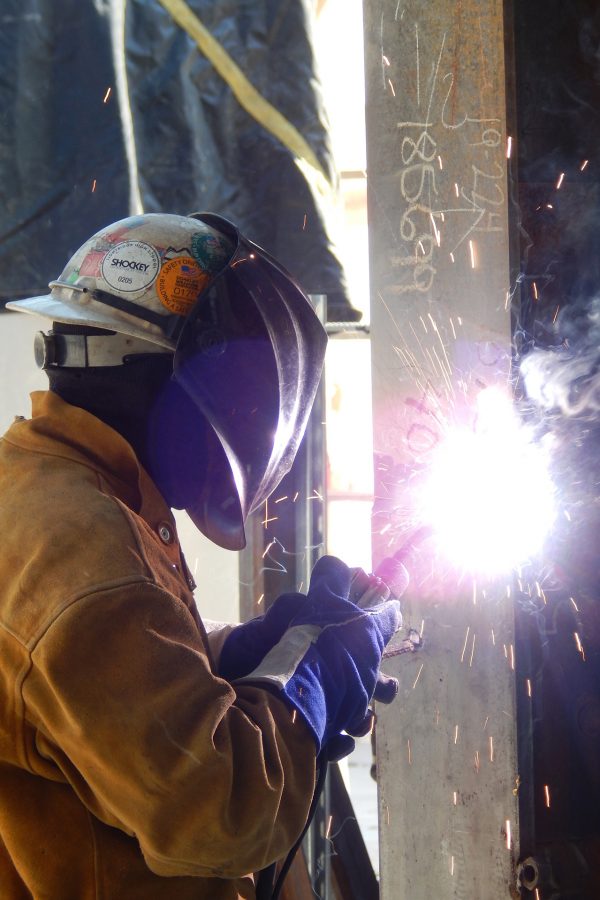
[
  {"x1": 191, "y1": 232, "x2": 234, "y2": 273},
  {"x1": 101, "y1": 241, "x2": 160, "y2": 293},
  {"x1": 157, "y1": 257, "x2": 209, "y2": 315}
]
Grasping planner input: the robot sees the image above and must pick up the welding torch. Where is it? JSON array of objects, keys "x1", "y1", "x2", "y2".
[{"x1": 346, "y1": 525, "x2": 431, "y2": 717}]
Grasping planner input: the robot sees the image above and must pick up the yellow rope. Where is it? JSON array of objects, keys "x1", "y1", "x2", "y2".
[{"x1": 156, "y1": 0, "x2": 331, "y2": 192}]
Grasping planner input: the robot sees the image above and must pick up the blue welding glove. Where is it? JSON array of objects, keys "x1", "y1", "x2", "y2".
[
  {"x1": 218, "y1": 591, "x2": 310, "y2": 682},
  {"x1": 227, "y1": 555, "x2": 402, "y2": 753},
  {"x1": 219, "y1": 567, "x2": 406, "y2": 693}
]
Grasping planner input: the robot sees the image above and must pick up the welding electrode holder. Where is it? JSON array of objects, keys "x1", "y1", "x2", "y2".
[
  {"x1": 347, "y1": 527, "x2": 432, "y2": 704},
  {"x1": 348, "y1": 566, "x2": 406, "y2": 706}
]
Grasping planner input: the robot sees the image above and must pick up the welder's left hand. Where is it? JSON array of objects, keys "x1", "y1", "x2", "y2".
[
  {"x1": 218, "y1": 560, "x2": 404, "y2": 761},
  {"x1": 218, "y1": 591, "x2": 309, "y2": 682},
  {"x1": 223, "y1": 556, "x2": 402, "y2": 758}
]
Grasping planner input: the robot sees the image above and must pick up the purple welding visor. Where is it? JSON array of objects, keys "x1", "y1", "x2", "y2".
[{"x1": 172, "y1": 213, "x2": 328, "y2": 550}]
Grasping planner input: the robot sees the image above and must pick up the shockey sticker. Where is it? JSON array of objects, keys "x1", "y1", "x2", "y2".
[
  {"x1": 101, "y1": 241, "x2": 160, "y2": 293},
  {"x1": 157, "y1": 257, "x2": 209, "y2": 315}
]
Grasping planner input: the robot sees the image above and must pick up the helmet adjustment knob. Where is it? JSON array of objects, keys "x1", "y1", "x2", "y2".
[{"x1": 34, "y1": 331, "x2": 57, "y2": 369}]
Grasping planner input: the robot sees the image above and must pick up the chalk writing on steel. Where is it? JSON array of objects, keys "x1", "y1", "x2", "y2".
[{"x1": 388, "y1": 29, "x2": 506, "y2": 296}]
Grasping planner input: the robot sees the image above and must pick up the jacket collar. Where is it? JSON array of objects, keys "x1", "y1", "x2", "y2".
[{"x1": 5, "y1": 391, "x2": 176, "y2": 531}]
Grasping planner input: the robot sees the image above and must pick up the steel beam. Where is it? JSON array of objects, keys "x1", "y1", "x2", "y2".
[{"x1": 363, "y1": 1, "x2": 519, "y2": 897}]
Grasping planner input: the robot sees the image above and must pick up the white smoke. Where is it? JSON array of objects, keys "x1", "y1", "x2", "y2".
[{"x1": 521, "y1": 296, "x2": 600, "y2": 419}]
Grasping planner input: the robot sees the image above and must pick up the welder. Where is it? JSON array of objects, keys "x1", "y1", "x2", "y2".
[{"x1": 0, "y1": 212, "x2": 401, "y2": 899}]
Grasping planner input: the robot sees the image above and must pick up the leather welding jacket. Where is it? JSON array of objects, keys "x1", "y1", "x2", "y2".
[{"x1": 0, "y1": 391, "x2": 316, "y2": 899}]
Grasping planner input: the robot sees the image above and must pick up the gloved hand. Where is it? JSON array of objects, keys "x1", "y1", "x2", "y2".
[
  {"x1": 219, "y1": 564, "x2": 407, "y2": 695},
  {"x1": 224, "y1": 555, "x2": 402, "y2": 754},
  {"x1": 218, "y1": 591, "x2": 310, "y2": 682}
]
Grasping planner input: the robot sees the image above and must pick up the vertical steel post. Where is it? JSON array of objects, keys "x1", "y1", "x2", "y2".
[
  {"x1": 238, "y1": 295, "x2": 330, "y2": 899},
  {"x1": 363, "y1": 1, "x2": 519, "y2": 897},
  {"x1": 301, "y1": 295, "x2": 330, "y2": 900}
]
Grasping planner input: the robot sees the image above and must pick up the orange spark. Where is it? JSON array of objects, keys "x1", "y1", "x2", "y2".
[
  {"x1": 262, "y1": 540, "x2": 276, "y2": 559},
  {"x1": 469, "y1": 633, "x2": 476, "y2": 667},
  {"x1": 469, "y1": 239, "x2": 477, "y2": 269},
  {"x1": 412, "y1": 663, "x2": 424, "y2": 689},
  {"x1": 461, "y1": 626, "x2": 470, "y2": 663}
]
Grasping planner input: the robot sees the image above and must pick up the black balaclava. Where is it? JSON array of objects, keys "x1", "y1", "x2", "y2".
[{"x1": 46, "y1": 323, "x2": 207, "y2": 510}]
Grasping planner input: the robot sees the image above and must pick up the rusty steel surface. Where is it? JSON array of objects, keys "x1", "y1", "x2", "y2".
[{"x1": 364, "y1": 1, "x2": 519, "y2": 897}]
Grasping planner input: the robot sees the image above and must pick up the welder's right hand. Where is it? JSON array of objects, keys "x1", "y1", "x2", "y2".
[
  {"x1": 229, "y1": 555, "x2": 402, "y2": 755},
  {"x1": 218, "y1": 591, "x2": 309, "y2": 682}
]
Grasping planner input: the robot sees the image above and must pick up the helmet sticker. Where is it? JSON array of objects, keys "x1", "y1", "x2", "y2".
[
  {"x1": 79, "y1": 249, "x2": 105, "y2": 277},
  {"x1": 157, "y1": 257, "x2": 209, "y2": 316},
  {"x1": 101, "y1": 241, "x2": 160, "y2": 293},
  {"x1": 191, "y1": 232, "x2": 233, "y2": 273}
]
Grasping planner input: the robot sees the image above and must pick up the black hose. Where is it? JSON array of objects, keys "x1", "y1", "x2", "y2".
[{"x1": 255, "y1": 753, "x2": 329, "y2": 900}]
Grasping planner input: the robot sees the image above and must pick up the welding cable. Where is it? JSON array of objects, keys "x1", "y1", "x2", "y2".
[{"x1": 255, "y1": 752, "x2": 329, "y2": 900}]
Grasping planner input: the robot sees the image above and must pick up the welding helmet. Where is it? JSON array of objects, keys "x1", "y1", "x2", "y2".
[{"x1": 7, "y1": 212, "x2": 328, "y2": 549}]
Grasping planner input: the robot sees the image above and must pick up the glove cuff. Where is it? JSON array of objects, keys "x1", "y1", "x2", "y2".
[{"x1": 234, "y1": 625, "x2": 327, "y2": 748}]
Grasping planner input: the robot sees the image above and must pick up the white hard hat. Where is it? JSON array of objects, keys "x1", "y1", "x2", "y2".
[{"x1": 7, "y1": 213, "x2": 235, "y2": 349}]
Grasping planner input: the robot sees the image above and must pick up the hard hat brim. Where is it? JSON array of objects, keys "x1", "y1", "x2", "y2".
[{"x1": 6, "y1": 294, "x2": 176, "y2": 351}]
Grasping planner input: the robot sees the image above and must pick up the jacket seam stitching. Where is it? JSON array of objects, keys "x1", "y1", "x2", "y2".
[{"x1": 0, "y1": 575, "x2": 156, "y2": 652}]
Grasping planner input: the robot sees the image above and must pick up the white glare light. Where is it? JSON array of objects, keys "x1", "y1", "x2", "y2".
[{"x1": 421, "y1": 388, "x2": 555, "y2": 575}]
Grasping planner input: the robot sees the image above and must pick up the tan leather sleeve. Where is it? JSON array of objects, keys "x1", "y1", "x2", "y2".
[
  {"x1": 202, "y1": 620, "x2": 240, "y2": 668},
  {"x1": 23, "y1": 582, "x2": 316, "y2": 880}
]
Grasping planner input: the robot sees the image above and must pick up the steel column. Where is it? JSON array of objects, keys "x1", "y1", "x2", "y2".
[{"x1": 363, "y1": 2, "x2": 519, "y2": 897}]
